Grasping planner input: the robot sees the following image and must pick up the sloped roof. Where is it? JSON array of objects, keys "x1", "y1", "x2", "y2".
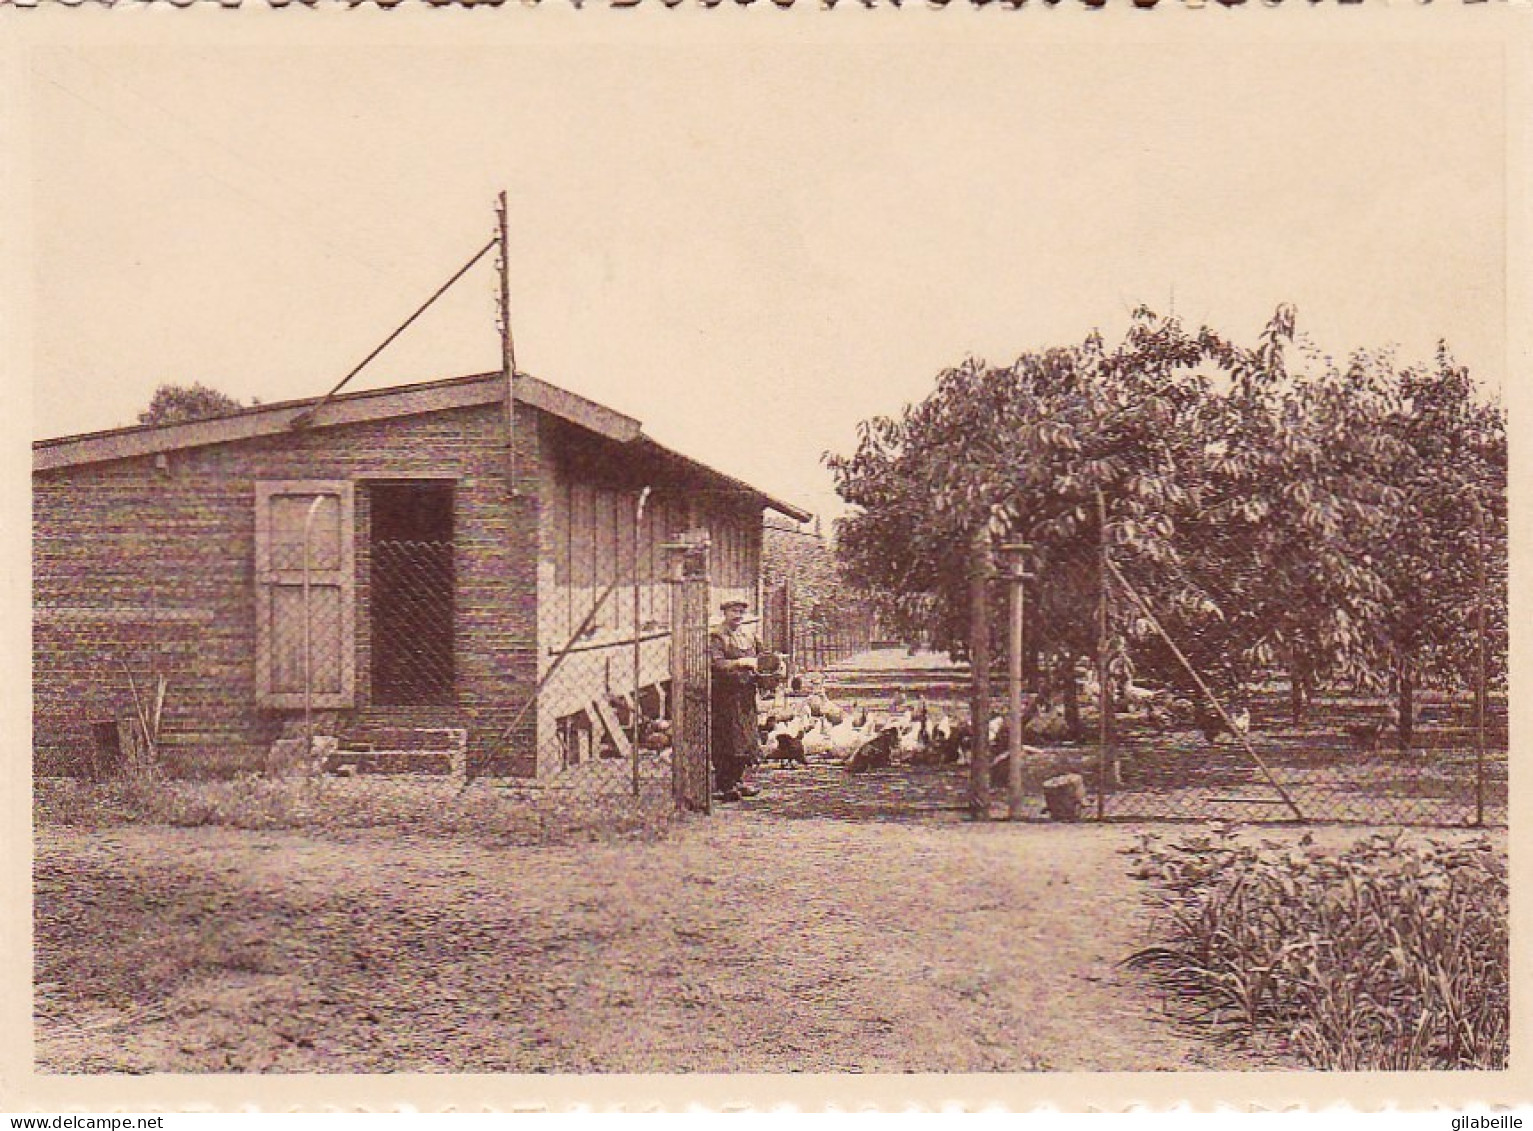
[{"x1": 33, "y1": 371, "x2": 812, "y2": 522}]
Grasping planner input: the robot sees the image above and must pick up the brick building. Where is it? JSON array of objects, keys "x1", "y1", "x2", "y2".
[{"x1": 33, "y1": 371, "x2": 808, "y2": 779}]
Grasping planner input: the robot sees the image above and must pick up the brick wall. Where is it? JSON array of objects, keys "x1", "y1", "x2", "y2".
[{"x1": 33, "y1": 401, "x2": 543, "y2": 778}]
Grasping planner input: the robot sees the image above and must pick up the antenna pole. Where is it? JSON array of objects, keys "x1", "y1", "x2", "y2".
[{"x1": 498, "y1": 191, "x2": 519, "y2": 493}]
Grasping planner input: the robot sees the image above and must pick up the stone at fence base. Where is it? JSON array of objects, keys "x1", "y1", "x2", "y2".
[{"x1": 1042, "y1": 773, "x2": 1088, "y2": 822}]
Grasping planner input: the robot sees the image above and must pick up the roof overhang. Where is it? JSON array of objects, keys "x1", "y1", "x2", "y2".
[
  {"x1": 32, "y1": 371, "x2": 812, "y2": 522},
  {"x1": 636, "y1": 438, "x2": 812, "y2": 523},
  {"x1": 32, "y1": 372, "x2": 638, "y2": 473}
]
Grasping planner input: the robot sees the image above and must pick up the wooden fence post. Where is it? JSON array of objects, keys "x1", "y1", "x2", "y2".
[
  {"x1": 665, "y1": 535, "x2": 712, "y2": 813},
  {"x1": 968, "y1": 526, "x2": 994, "y2": 820},
  {"x1": 1001, "y1": 542, "x2": 1033, "y2": 820},
  {"x1": 1473, "y1": 494, "x2": 1488, "y2": 828}
]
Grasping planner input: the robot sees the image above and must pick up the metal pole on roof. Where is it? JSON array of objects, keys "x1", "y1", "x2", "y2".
[{"x1": 498, "y1": 192, "x2": 520, "y2": 496}]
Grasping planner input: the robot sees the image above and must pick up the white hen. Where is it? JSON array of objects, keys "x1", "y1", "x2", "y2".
[{"x1": 825, "y1": 711, "x2": 877, "y2": 755}]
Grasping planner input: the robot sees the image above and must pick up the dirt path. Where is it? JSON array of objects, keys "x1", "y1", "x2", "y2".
[{"x1": 34, "y1": 808, "x2": 1305, "y2": 1074}]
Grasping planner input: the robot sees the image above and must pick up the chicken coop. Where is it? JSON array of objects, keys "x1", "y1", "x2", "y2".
[{"x1": 33, "y1": 370, "x2": 809, "y2": 781}]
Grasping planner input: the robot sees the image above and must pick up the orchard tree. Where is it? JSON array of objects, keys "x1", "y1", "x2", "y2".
[
  {"x1": 1365, "y1": 347, "x2": 1507, "y2": 749},
  {"x1": 828, "y1": 309, "x2": 1244, "y2": 731},
  {"x1": 1166, "y1": 319, "x2": 1404, "y2": 723},
  {"x1": 762, "y1": 522, "x2": 860, "y2": 640}
]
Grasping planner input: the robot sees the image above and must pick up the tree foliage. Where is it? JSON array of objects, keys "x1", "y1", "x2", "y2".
[
  {"x1": 761, "y1": 524, "x2": 850, "y2": 636},
  {"x1": 138, "y1": 382, "x2": 247, "y2": 426},
  {"x1": 826, "y1": 307, "x2": 1506, "y2": 745}
]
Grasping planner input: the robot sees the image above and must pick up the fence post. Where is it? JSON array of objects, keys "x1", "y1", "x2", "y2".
[
  {"x1": 302, "y1": 495, "x2": 325, "y2": 771},
  {"x1": 1096, "y1": 488, "x2": 1110, "y2": 821},
  {"x1": 665, "y1": 535, "x2": 712, "y2": 814},
  {"x1": 632, "y1": 488, "x2": 651, "y2": 799},
  {"x1": 1001, "y1": 542, "x2": 1033, "y2": 820},
  {"x1": 968, "y1": 525, "x2": 994, "y2": 820},
  {"x1": 1474, "y1": 494, "x2": 1488, "y2": 828}
]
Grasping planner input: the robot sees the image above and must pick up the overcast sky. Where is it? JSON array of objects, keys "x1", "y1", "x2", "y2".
[{"x1": 23, "y1": 15, "x2": 1510, "y2": 524}]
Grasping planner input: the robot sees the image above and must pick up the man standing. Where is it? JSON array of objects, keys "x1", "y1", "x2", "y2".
[{"x1": 709, "y1": 598, "x2": 763, "y2": 802}]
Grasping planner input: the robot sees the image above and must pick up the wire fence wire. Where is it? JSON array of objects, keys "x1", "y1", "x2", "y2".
[
  {"x1": 40, "y1": 498, "x2": 1505, "y2": 832},
  {"x1": 982, "y1": 534, "x2": 1508, "y2": 828},
  {"x1": 761, "y1": 581, "x2": 878, "y2": 679},
  {"x1": 40, "y1": 509, "x2": 722, "y2": 824}
]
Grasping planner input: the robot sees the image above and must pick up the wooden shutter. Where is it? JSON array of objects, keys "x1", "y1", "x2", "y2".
[{"x1": 255, "y1": 480, "x2": 356, "y2": 709}]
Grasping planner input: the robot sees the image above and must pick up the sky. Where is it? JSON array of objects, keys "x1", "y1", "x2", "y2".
[{"x1": 21, "y1": 16, "x2": 1511, "y2": 525}]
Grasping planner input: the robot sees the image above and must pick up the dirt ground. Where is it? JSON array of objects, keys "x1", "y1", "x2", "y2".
[{"x1": 34, "y1": 794, "x2": 1338, "y2": 1076}]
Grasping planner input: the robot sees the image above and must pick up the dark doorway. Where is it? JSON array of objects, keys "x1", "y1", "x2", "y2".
[{"x1": 369, "y1": 481, "x2": 455, "y2": 706}]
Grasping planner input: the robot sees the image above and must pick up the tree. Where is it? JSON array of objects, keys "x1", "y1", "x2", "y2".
[
  {"x1": 1164, "y1": 320, "x2": 1402, "y2": 723},
  {"x1": 1363, "y1": 347, "x2": 1507, "y2": 748},
  {"x1": 761, "y1": 522, "x2": 856, "y2": 639},
  {"x1": 138, "y1": 382, "x2": 246, "y2": 426},
  {"x1": 828, "y1": 309, "x2": 1240, "y2": 733}
]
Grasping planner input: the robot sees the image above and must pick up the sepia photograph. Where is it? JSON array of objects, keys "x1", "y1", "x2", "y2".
[{"x1": 7, "y1": 6, "x2": 1525, "y2": 1112}]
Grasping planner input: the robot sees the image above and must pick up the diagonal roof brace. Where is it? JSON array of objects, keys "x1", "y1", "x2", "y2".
[{"x1": 290, "y1": 237, "x2": 498, "y2": 431}]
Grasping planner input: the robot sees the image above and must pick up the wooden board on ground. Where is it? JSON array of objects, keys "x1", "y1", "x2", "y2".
[{"x1": 591, "y1": 696, "x2": 633, "y2": 761}]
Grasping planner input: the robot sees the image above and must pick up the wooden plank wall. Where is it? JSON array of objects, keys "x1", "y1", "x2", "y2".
[{"x1": 536, "y1": 447, "x2": 769, "y2": 776}]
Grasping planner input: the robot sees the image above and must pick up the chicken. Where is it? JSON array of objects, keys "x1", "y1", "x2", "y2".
[
  {"x1": 846, "y1": 726, "x2": 900, "y2": 773},
  {"x1": 1200, "y1": 704, "x2": 1251, "y2": 745},
  {"x1": 801, "y1": 718, "x2": 835, "y2": 759},
  {"x1": 931, "y1": 716, "x2": 972, "y2": 765},
  {"x1": 1345, "y1": 720, "x2": 1386, "y2": 752},
  {"x1": 897, "y1": 713, "x2": 930, "y2": 759},
  {"x1": 910, "y1": 708, "x2": 952, "y2": 767},
  {"x1": 764, "y1": 716, "x2": 810, "y2": 766},
  {"x1": 639, "y1": 717, "x2": 673, "y2": 752},
  {"x1": 822, "y1": 709, "x2": 875, "y2": 756}
]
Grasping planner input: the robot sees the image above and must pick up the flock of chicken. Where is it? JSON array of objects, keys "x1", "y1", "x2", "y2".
[
  {"x1": 756, "y1": 690, "x2": 1002, "y2": 774},
  {"x1": 755, "y1": 677, "x2": 1259, "y2": 777}
]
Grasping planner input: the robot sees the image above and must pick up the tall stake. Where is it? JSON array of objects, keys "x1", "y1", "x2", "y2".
[
  {"x1": 302, "y1": 496, "x2": 324, "y2": 771},
  {"x1": 1002, "y1": 542, "x2": 1033, "y2": 820},
  {"x1": 1105, "y1": 558, "x2": 1306, "y2": 822},
  {"x1": 1096, "y1": 488, "x2": 1110, "y2": 820},
  {"x1": 1474, "y1": 494, "x2": 1488, "y2": 827},
  {"x1": 968, "y1": 525, "x2": 993, "y2": 820},
  {"x1": 497, "y1": 192, "x2": 519, "y2": 494}
]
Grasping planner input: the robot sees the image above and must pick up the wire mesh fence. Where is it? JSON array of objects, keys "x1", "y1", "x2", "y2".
[
  {"x1": 38, "y1": 489, "x2": 1505, "y2": 833},
  {"x1": 37, "y1": 502, "x2": 717, "y2": 828},
  {"x1": 369, "y1": 539, "x2": 454, "y2": 707},
  {"x1": 969, "y1": 528, "x2": 1508, "y2": 828},
  {"x1": 761, "y1": 582, "x2": 879, "y2": 678}
]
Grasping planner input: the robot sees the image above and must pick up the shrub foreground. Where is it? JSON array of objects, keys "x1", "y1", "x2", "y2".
[{"x1": 1124, "y1": 826, "x2": 1508, "y2": 1070}]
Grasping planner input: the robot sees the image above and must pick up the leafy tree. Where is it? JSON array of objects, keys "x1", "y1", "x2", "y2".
[
  {"x1": 138, "y1": 382, "x2": 246, "y2": 426},
  {"x1": 762, "y1": 523, "x2": 850, "y2": 637},
  {"x1": 1364, "y1": 347, "x2": 1507, "y2": 747},
  {"x1": 828, "y1": 309, "x2": 1239, "y2": 733},
  {"x1": 826, "y1": 307, "x2": 1507, "y2": 747},
  {"x1": 1164, "y1": 321, "x2": 1402, "y2": 723}
]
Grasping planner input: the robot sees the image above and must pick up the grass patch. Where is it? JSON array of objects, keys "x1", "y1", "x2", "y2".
[
  {"x1": 34, "y1": 774, "x2": 675, "y2": 846},
  {"x1": 1123, "y1": 825, "x2": 1508, "y2": 1070}
]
